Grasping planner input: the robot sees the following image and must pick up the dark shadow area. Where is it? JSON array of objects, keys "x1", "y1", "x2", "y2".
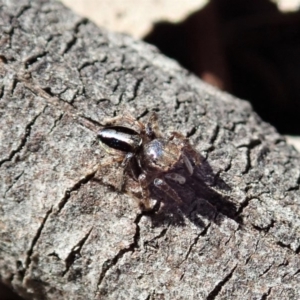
[
  {"x1": 144, "y1": 0, "x2": 300, "y2": 134},
  {"x1": 146, "y1": 154, "x2": 238, "y2": 229},
  {"x1": 93, "y1": 150, "x2": 237, "y2": 229},
  {"x1": 0, "y1": 282, "x2": 24, "y2": 300}
]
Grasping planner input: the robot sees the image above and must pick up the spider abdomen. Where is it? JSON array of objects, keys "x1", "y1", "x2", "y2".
[{"x1": 98, "y1": 126, "x2": 142, "y2": 153}]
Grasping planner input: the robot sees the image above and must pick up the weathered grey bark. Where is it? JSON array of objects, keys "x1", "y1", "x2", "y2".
[{"x1": 1, "y1": 0, "x2": 300, "y2": 299}]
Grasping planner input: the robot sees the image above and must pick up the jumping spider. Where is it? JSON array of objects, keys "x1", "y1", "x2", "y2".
[{"x1": 97, "y1": 112, "x2": 201, "y2": 210}]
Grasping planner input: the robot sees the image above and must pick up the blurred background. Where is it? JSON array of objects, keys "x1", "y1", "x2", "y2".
[
  {"x1": 2, "y1": 1, "x2": 300, "y2": 298},
  {"x1": 61, "y1": 0, "x2": 300, "y2": 151}
]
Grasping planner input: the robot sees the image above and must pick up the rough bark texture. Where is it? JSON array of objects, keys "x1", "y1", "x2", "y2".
[{"x1": 1, "y1": 1, "x2": 300, "y2": 299}]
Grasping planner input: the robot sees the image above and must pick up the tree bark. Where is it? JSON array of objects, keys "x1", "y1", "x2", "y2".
[{"x1": 1, "y1": 0, "x2": 300, "y2": 299}]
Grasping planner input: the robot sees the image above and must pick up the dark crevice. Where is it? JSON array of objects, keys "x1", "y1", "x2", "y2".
[
  {"x1": 174, "y1": 98, "x2": 180, "y2": 110},
  {"x1": 237, "y1": 139, "x2": 262, "y2": 149},
  {"x1": 239, "y1": 140, "x2": 262, "y2": 175},
  {"x1": 0, "y1": 113, "x2": 41, "y2": 167},
  {"x1": 261, "y1": 288, "x2": 272, "y2": 300},
  {"x1": 242, "y1": 148, "x2": 251, "y2": 175},
  {"x1": 4, "y1": 170, "x2": 24, "y2": 197},
  {"x1": 48, "y1": 113, "x2": 64, "y2": 134},
  {"x1": 15, "y1": 4, "x2": 31, "y2": 19},
  {"x1": 95, "y1": 212, "x2": 143, "y2": 296},
  {"x1": 10, "y1": 76, "x2": 18, "y2": 96},
  {"x1": 128, "y1": 77, "x2": 143, "y2": 102},
  {"x1": 259, "y1": 263, "x2": 273, "y2": 277},
  {"x1": 286, "y1": 185, "x2": 299, "y2": 192},
  {"x1": 78, "y1": 60, "x2": 99, "y2": 71},
  {"x1": 62, "y1": 227, "x2": 93, "y2": 276},
  {"x1": 57, "y1": 171, "x2": 97, "y2": 212},
  {"x1": 234, "y1": 197, "x2": 251, "y2": 218},
  {"x1": 206, "y1": 265, "x2": 237, "y2": 300},
  {"x1": 136, "y1": 109, "x2": 149, "y2": 120},
  {"x1": 0, "y1": 54, "x2": 8, "y2": 64},
  {"x1": 297, "y1": 174, "x2": 300, "y2": 185},
  {"x1": 48, "y1": 252, "x2": 60, "y2": 259},
  {"x1": 252, "y1": 219, "x2": 275, "y2": 233},
  {"x1": 62, "y1": 36, "x2": 77, "y2": 55},
  {"x1": 223, "y1": 158, "x2": 232, "y2": 173},
  {"x1": 144, "y1": 226, "x2": 169, "y2": 248},
  {"x1": 24, "y1": 51, "x2": 48, "y2": 69},
  {"x1": 181, "y1": 223, "x2": 211, "y2": 264},
  {"x1": 143, "y1": 226, "x2": 169, "y2": 251},
  {"x1": 245, "y1": 238, "x2": 260, "y2": 265},
  {"x1": 42, "y1": 87, "x2": 55, "y2": 97},
  {"x1": 62, "y1": 18, "x2": 89, "y2": 56},
  {"x1": 112, "y1": 77, "x2": 120, "y2": 93},
  {"x1": 209, "y1": 125, "x2": 219, "y2": 145},
  {"x1": 277, "y1": 241, "x2": 294, "y2": 252},
  {"x1": 186, "y1": 126, "x2": 197, "y2": 138},
  {"x1": 144, "y1": 294, "x2": 151, "y2": 300},
  {"x1": 0, "y1": 85, "x2": 4, "y2": 99},
  {"x1": 23, "y1": 207, "x2": 53, "y2": 276},
  {"x1": 293, "y1": 268, "x2": 300, "y2": 276}
]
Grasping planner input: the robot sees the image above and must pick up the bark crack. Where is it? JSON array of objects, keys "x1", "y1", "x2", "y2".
[
  {"x1": 245, "y1": 236, "x2": 260, "y2": 265},
  {"x1": 128, "y1": 77, "x2": 143, "y2": 102},
  {"x1": 48, "y1": 113, "x2": 64, "y2": 134},
  {"x1": 206, "y1": 264, "x2": 237, "y2": 300},
  {"x1": 259, "y1": 262, "x2": 274, "y2": 278},
  {"x1": 209, "y1": 124, "x2": 219, "y2": 145},
  {"x1": 261, "y1": 287, "x2": 272, "y2": 300},
  {"x1": 144, "y1": 225, "x2": 170, "y2": 249},
  {"x1": 15, "y1": 4, "x2": 31, "y2": 19},
  {"x1": 62, "y1": 227, "x2": 93, "y2": 276},
  {"x1": 95, "y1": 212, "x2": 143, "y2": 296},
  {"x1": 56, "y1": 170, "x2": 97, "y2": 213},
  {"x1": 0, "y1": 112, "x2": 41, "y2": 168},
  {"x1": 180, "y1": 223, "x2": 211, "y2": 265},
  {"x1": 24, "y1": 51, "x2": 48, "y2": 69},
  {"x1": 23, "y1": 206, "x2": 53, "y2": 277},
  {"x1": 62, "y1": 18, "x2": 88, "y2": 55},
  {"x1": 4, "y1": 170, "x2": 24, "y2": 197}
]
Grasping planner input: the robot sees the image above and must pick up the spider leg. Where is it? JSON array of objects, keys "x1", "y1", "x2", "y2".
[
  {"x1": 145, "y1": 112, "x2": 162, "y2": 138},
  {"x1": 182, "y1": 153, "x2": 194, "y2": 175},
  {"x1": 184, "y1": 147, "x2": 203, "y2": 167},
  {"x1": 121, "y1": 152, "x2": 134, "y2": 167},
  {"x1": 154, "y1": 178, "x2": 183, "y2": 205},
  {"x1": 169, "y1": 131, "x2": 202, "y2": 168},
  {"x1": 102, "y1": 112, "x2": 145, "y2": 132},
  {"x1": 165, "y1": 172, "x2": 186, "y2": 184},
  {"x1": 93, "y1": 155, "x2": 124, "y2": 172},
  {"x1": 93, "y1": 154, "x2": 127, "y2": 191},
  {"x1": 138, "y1": 173, "x2": 153, "y2": 210}
]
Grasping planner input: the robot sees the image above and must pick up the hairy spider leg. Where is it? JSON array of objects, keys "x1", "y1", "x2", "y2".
[
  {"x1": 182, "y1": 153, "x2": 194, "y2": 175},
  {"x1": 102, "y1": 112, "x2": 145, "y2": 133},
  {"x1": 121, "y1": 152, "x2": 134, "y2": 167},
  {"x1": 183, "y1": 146, "x2": 203, "y2": 167},
  {"x1": 145, "y1": 112, "x2": 162, "y2": 138},
  {"x1": 169, "y1": 131, "x2": 202, "y2": 172},
  {"x1": 94, "y1": 152, "x2": 132, "y2": 191},
  {"x1": 165, "y1": 172, "x2": 186, "y2": 184},
  {"x1": 138, "y1": 173, "x2": 152, "y2": 210},
  {"x1": 154, "y1": 178, "x2": 183, "y2": 205}
]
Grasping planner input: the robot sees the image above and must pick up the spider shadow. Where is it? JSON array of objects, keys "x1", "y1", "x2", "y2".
[
  {"x1": 92, "y1": 152, "x2": 239, "y2": 229},
  {"x1": 146, "y1": 155, "x2": 239, "y2": 229}
]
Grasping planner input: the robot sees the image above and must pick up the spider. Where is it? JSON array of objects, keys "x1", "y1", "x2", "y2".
[{"x1": 97, "y1": 112, "x2": 201, "y2": 210}]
